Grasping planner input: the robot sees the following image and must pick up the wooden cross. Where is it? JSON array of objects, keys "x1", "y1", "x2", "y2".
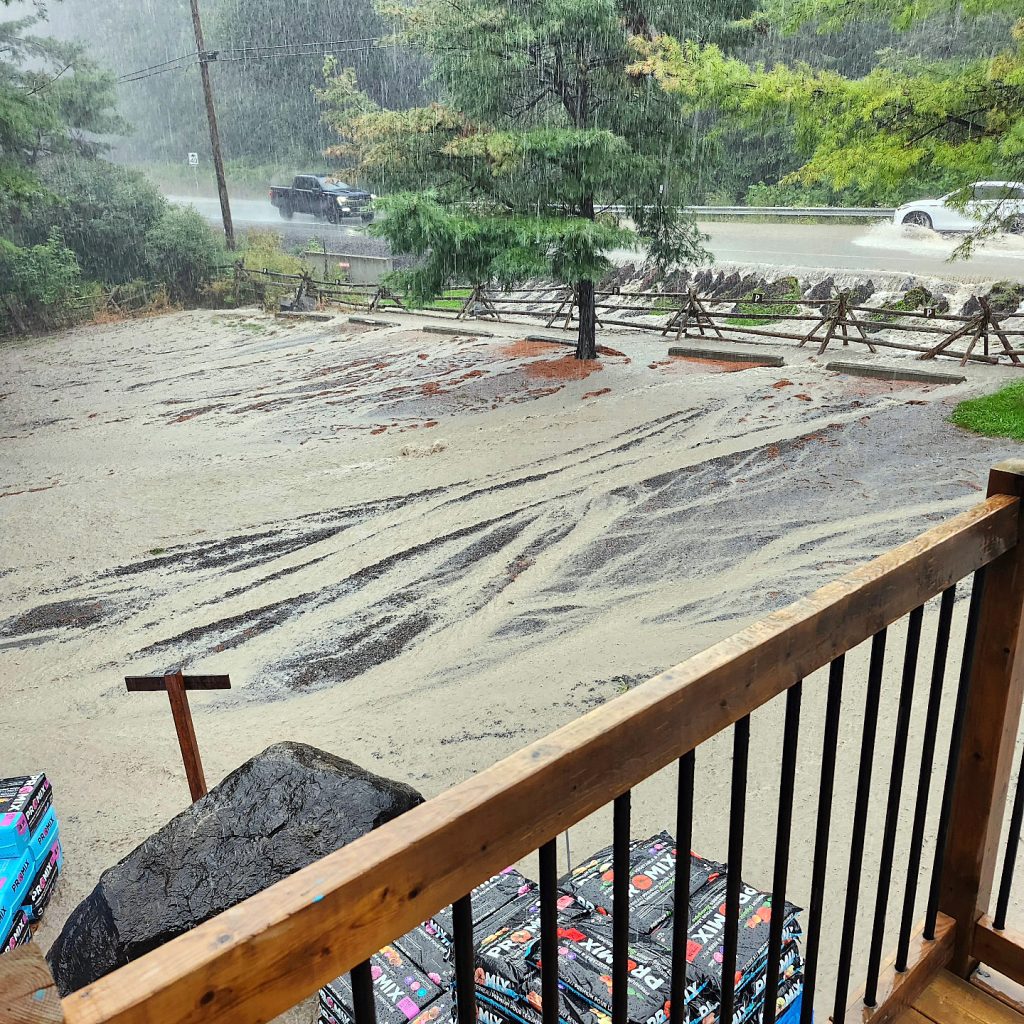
[{"x1": 124, "y1": 670, "x2": 231, "y2": 802}]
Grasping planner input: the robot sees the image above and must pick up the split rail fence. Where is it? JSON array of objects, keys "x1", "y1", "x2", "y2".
[
  {"x1": 237, "y1": 265, "x2": 1024, "y2": 368},
  {"x1": 4, "y1": 459, "x2": 1023, "y2": 1024}
]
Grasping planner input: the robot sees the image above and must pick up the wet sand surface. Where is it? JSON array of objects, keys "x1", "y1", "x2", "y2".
[{"x1": 1, "y1": 307, "x2": 1021, "y2": 1013}]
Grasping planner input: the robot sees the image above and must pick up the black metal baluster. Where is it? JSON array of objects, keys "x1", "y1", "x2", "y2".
[
  {"x1": 453, "y1": 894, "x2": 476, "y2": 1024},
  {"x1": 896, "y1": 587, "x2": 955, "y2": 970},
  {"x1": 865, "y1": 608, "x2": 923, "y2": 1004},
  {"x1": 832, "y1": 629, "x2": 887, "y2": 1024},
  {"x1": 995, "y1": 742, "x2": 1024, "y2": 930},
  {"x1": 720, "y1": 716, "x2": 750, "y2": 1024},
  {"x1": 670, "y1": 750, "x2": 696, "y2": 1024},
  {"x1": 799, "y1": 656, "x2": 845, "y2": 1024},
  {"x1": 925, "y1": 567, "x2": 988, "y2": 939},
  {"x1": 612, "y1": 792, "x2": 631, "y2": 1024},
  {"x1": 351, "y1": 961, "x2": 377, "y2": 1024},
  {"x1": 540, "y1": 840, "x2": 560, "y2": 1024},
  {"x1": 762, "y1": 683, "x2": 802, "y2": 1024}
]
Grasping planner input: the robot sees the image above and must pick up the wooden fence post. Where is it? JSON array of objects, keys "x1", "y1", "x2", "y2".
[{"x1": 940, "y1": 459, "x2": 1024, "y2": 973}]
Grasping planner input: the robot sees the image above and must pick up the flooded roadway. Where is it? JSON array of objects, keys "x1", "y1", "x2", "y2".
[{"x1": 169, "y1": 194, "x2": 1024, "y2": 283}]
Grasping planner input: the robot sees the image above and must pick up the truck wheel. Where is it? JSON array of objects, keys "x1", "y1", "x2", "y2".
[
  {"x1": 279, "y1": 204, "x2": 294, "y2": 220},
  {"x1": 361, "y1": 212, "x2": 375, "y2": 223},
  {"x1": 327, "y1": 206, "x2": 341, "y2": 225}
]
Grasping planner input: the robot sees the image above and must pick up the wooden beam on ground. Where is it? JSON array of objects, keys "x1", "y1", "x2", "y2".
[
  {"x1": 59, "y1": 494, "x2": 1020, "y2": 1024},
  {"x1": 844, "y1": 914, "x2": 954, "y2": 1024},
  {"x1": 972, "y1": 916, "x2": 1024, "y2": 987},
  {"x1": 0, "y1": 946, "x2": 64, "y2": 1024}
]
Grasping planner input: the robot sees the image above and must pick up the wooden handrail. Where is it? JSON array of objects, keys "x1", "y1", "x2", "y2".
[{"x1": 60, "y1": 494, "x2": 1020, "y2": 1024}]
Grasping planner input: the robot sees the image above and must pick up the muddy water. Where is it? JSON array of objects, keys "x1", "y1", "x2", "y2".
[{"x1": 1, "y1": 308, "x2": 1020, "y2": 1014}]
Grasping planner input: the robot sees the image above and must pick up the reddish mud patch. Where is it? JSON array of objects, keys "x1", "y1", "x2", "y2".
[
  {"x1": 581, "y1": 388, "x2": 612, "y2": 400},
  {"x1": 501, "y1": 339, "x2": 565, "y2": 358},
  {"x1": 0, "y1": 481, "x2": 60, "y2": 499},
  {"x1": 654, "y1": 355, "x2": 766, "y2": 374},
  {"x1": 525, "y1": 356, "x2": 603, "y2": 381},
  {"x1": 772, "y1": 379, "x2": 793, "y2": 389}
]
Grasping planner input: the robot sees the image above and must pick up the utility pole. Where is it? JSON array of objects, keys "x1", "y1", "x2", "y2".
[{"x1": 188, "y1": 0, "x2": 235, "y2": 250}]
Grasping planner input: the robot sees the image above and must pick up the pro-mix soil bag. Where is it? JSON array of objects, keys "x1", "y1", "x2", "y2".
[
  {"x1": 561, "y1": 833, "x2": 725, "y2": 934},
  {"x1": 475, "y1": 974, "x2": 607, "y2": 1024},
  {"x1": 429, "y1": 869, "x2": 538, "y2": 949},
  {"x1": 322, "y1": 943, "x2": 446, "y2": 1024},
  {"x1": 523, "y1": 912, "x2": 678, "y2": 1024},
  {"x1": 0, "y1": 775, "x2": 52, "y2": 858},
  {"x1": 1, "y1": 908, "x2": 32, "y2": 953},
  {"x1": 653, "y1": 878, "x2": 801, "y2": 1000},
  {"x1": 321, "y1": 988, "x2": 453, "y2": 1024},
  {"x1": 22, "y1": 838, "x2": 62, "y2": 922}
]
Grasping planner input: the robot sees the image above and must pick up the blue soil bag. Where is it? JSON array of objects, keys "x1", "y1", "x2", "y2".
[
  {"x1": 22, "y1": 836, "x2": 63, "y2": 922},
  {"x1": 0, "y1": 775, "x2": 52, "y2": 858},
  {"x1": 0, "y1": 848, "x2": 33, "y2": 939}
]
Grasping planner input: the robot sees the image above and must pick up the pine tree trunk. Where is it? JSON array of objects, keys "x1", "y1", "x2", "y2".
[{"x1": 575, "y1": 280, "x2": 597, "y2": 360}]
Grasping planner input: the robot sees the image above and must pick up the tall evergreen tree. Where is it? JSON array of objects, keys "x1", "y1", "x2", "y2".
[{"x1": 322, "y1": 0, "x2": 751, "y2": 359}]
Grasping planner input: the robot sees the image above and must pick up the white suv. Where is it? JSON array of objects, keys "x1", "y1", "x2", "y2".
[{"x1": 893, "y1": 181, "x2": 1024, "y2": 232}]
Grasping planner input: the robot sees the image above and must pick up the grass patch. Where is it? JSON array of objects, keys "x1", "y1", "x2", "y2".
[
  {"x1": 951, "y1": 381, "x2": 1024, "y2": 440},
  {"x1": 725, "y1": 279, "x2": 801, "y2": 326}
]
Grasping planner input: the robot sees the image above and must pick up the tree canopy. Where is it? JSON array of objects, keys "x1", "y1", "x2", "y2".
[{"x1": 321, "y1": 0, "x2": 752, "y2": 358}]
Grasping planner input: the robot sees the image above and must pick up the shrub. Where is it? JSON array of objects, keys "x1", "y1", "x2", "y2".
[
  {"x1": 0, "y1": 232, "x2": 83, "y2": 332},
  {"x1": 238, "y1": 230, "x2": 305, "y2": 309},
  {"x1": 10, "y1": 157, "x2": 168, "y2": 284},
  {"x1": 144, "y1": 206, "x2": 225, "y2": 303}
]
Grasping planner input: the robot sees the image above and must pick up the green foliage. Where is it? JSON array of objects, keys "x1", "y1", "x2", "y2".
[
  {"x1": 238, "y1": 230, "x2": 305, "y2": 310},
  {"x1": 866, "y1": 286, "x2": 948, "y2": 326},
  {"x1": 0, "y1": 230, "x2": 82, "y2": 330},
  {"x1": 726, "y1": 277, "x2": 801, "y2": 324},
  {"x1": 375, "y1": 193, "x2": 634, "y2": 306},
  {"x1": 144, "y1": 206, "x2": 225, "y2": 303},
  {"x1": 951, "y1": 381, "x2": 1024, "y2": 441},
  {"x1": 0, "y1": 14, "x2": 126, "y2": 198},
  {"x1": 731, "y1": 5, "x2": 1024, "y2": 217},
  {"x1": 5, "y1": 157, "x2": 168, "y2": 283}
]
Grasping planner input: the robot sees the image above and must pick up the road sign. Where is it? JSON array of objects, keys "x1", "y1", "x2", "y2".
[{"x1": 188, "y1": 152, "x2": 199, "y2": 166}]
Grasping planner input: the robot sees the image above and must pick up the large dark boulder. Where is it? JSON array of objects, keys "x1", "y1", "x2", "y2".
[{"x1": 47, "y1": 743, "x2": 423, "y2": 995}]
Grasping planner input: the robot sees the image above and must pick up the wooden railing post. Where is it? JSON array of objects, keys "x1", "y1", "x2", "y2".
[{"x1": 940, "y1": 459, "x2": 1024, "y2": 973}]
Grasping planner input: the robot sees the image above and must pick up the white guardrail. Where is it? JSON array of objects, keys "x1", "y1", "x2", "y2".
[{"x1": 604, "y1": 205, "x2": 896, "y2": 219}]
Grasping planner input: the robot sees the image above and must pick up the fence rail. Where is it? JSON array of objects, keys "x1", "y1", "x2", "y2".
[
  {"x1": 237, "y1": 266, "x2": 1024, "y2": 368},
  {"x1": 49, "y1": 468, "x2": 1024, "y2": 1024}
]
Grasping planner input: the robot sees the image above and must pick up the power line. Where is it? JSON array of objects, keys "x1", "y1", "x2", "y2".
[
  {"x1": 117, "y1": 51, "x2": 200, "y2": 82},
  {"x1": 116, "y1": 36, "x2": 392, "y2": 83}
]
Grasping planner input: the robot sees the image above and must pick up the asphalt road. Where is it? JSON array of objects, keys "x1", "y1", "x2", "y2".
[{"x1": 172, "y1": 194, "x2": 1024, "y2": 283}]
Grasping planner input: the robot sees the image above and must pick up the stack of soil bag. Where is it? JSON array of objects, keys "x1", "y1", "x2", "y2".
[
  {"x1": 0, "y1": 774, "x2": 63, "y2": 955},
  {"x1": 318, "y1": 835, "x2": 803, "y2": 1024}
]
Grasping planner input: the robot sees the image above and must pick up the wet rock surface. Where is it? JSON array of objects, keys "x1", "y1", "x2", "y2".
[{"x1": 46, "y1": 743, "x2": 423, "y2": 994}]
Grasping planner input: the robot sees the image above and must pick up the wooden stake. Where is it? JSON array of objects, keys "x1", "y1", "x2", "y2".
[{"x1": 125, "y1": 671, "x2": 231, "y2": 803}]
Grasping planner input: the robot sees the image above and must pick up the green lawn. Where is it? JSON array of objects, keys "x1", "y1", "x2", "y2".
[{"x1": 951, "y1": 381, "x2": 1024, "y2": 441}]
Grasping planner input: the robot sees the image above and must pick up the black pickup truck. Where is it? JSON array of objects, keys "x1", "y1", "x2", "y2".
[{"x1": 269, "y1": 175, "x2": 374, "y2": 223}]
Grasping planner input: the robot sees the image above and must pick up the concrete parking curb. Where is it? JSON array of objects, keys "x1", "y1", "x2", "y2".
[
  {"x1": 825, "y1": 361, "x2": 966, "y2": 385},
  {"x1": 422, "y1": 325, "x2": 495, "y2": 337},
  {"x1": 668, "y1": 345, "x2": 785, "y2": 367},
  {"x1": 275, "y1": 311, "x2": 334, "y2": 322},
  {"x1": 348, "y1": 317, "x2": 401, "y2": 327}
]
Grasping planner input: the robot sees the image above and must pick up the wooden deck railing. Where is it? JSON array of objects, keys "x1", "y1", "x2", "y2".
[{"x1": 13, "y1": 462, "x2": 1024, "y2": 1024}]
